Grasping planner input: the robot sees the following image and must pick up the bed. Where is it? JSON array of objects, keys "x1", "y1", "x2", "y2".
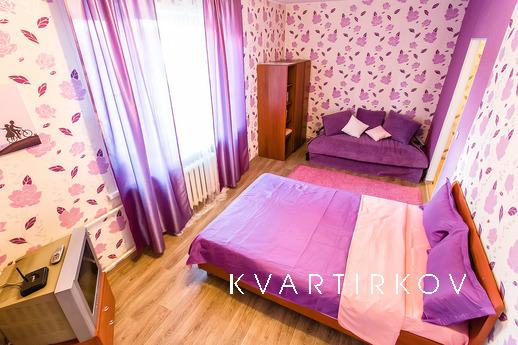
[{"x1": 187, "y1": 173, "x2": 503, "y2": 345}]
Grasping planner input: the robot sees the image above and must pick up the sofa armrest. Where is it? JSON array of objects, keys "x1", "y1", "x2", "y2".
[{"x1": 410, "y1": 136, "x2": 426, "y2": 151}]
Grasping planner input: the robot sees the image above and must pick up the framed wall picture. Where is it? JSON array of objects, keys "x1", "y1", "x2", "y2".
[{"x1": 0, "y1": 84, "x2": 41, "y2": 157}]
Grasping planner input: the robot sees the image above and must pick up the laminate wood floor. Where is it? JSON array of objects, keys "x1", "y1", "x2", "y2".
[{"x1": 108, "y1": 145, "x2": 429, "y2": 345}]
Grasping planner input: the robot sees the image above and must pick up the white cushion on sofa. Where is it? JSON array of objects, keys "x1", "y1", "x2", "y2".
[{"x1": 341, "y1": 116, "x2": 369, "y2": 138}]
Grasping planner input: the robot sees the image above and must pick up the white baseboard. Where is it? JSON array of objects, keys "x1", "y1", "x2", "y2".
[{"x1": 103, "y1": 246, "x2": 136, "y2": 272}]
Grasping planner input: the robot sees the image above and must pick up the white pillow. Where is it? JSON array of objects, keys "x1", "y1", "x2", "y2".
[
  {"x1": 341, "y1": 116, "x2": 369, "y2": 138},
  {"x1": 366, "y1": 125, "x2": 392, "y2": 141}
]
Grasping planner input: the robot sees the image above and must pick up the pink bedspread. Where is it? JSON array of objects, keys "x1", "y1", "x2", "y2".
[{"x1": 338, "y1": 195, "x2": 468, "y2": 345}]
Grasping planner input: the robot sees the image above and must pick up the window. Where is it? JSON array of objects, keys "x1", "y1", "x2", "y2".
[{"x1": 155, "y1": 0, "x2": 216, "y2": 166}]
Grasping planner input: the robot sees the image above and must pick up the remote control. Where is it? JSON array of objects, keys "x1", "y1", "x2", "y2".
[{"x1": 50, "y1": 244, "x2": 65, "y2": 265}]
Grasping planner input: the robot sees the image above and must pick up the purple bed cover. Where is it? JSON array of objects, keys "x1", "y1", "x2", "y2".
[{"x1": 187, "y1": 173, "x2": 360, "y2": 317}]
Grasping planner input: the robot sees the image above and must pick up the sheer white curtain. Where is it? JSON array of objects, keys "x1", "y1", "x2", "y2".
[{"x1": 155, "y1": 0, "x2": 219, "y2": 207}]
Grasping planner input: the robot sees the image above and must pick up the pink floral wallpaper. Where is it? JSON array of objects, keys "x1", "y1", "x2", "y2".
[
  {"x1": 453, "y1": 7, "x2": 518, "y2": 343},
  {"x1": 284, "y1": 0, "x2": 469, "y2": 139},
  {"x1": 242, "y1": 0, "x2": 286, "y2": 158},
  {"x1": 0, "y1": 1, "x2": 134, "y2": 272}
]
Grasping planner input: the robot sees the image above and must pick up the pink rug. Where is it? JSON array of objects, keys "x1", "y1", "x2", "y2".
[{"x1": 288, "y1": 165, "x2": 422, "y2": 205}]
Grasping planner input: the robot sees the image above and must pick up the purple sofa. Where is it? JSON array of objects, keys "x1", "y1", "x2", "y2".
[{"x1": 307, "y1": 132, "x2": 429, "y2": 183}]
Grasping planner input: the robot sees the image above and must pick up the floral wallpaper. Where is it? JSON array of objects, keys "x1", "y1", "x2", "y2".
[
  {"x1": 453, "y1": 7, "x2": 518, "y2": 344},
  {"x1": 284, "y1": 0, "x2": 468, "y2": 139},
  {"x1": 242, "y1": 0, "x2": 286, "y2": 158},
  {"x1": 0, "y1": 0, "x2": 134, "y2": 272}
]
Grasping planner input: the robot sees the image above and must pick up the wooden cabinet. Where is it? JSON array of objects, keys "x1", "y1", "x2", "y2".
[
  {"x1": 93, "y1": 273, "x2": 115, "y2": 345},
  {"x1": 257, "y1": 60, "x2": 311, "y2": 160},
  {"x1": 78, "y1": 273, "x2": 115, "y2": 345},
  {"x1": 53, "y1": 273, "x2": 114, "y2": 345}
]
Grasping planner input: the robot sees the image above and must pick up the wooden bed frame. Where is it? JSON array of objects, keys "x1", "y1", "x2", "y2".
[{"x1": 199, "y1": 181, "x2": 504, "y2": 345}]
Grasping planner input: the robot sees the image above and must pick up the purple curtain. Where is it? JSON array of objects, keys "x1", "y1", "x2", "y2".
[
  {"x1": 203, "y1": 0, "x2": 249, "y2": 188},
  {"x1": 68, "y1": 0, "x2": 192, "y2": 254}
]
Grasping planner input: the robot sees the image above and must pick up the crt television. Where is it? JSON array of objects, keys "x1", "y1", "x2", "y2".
[
  {"x1": 55, "y1": 227, "x2": 101, "y2": 342},
  {"x1": 0, "y1": 228, "x2": 101, "y2": 345}
]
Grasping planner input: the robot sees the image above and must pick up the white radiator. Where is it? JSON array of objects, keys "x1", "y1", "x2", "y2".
[{"x1": 183, "y1": 153, "x2": 219, "y2": 208}]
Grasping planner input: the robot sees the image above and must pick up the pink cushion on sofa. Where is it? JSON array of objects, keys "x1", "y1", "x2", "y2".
[{"x1": 366, "y1": 126, "x2": 391, "y2": 141}]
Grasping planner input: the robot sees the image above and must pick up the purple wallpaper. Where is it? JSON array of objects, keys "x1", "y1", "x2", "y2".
[
  {"x1": 427, "y1": 0, "x2": 517, "y2": 167},
  {"x1": 242, "y1": 0, "x2": 286, "y2": 158},
  {"x1": 0, "y1": 1, "x2": 134, "y2": 271},
  {"x1": 284, "y1": 0, "x2": 468, "y2": 139},
  {"x1": 453, "y1": 7, "x2": 518, "y2": 343}
]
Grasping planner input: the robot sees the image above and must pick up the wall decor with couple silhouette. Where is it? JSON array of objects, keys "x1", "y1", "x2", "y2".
[{"x1": 0, "y1": 85, "x2": 41, "y2": 157}]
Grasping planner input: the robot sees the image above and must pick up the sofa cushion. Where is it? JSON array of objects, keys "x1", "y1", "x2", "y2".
[
  {"x1": 356, "y1": 108, "x2": 386, "y2": 129},
  {"x1": 383, "y1": 110, "x2": 421, "y2": 144},
  {"x1": 323, "y1": 111, "x2": 354, "y2": 136},
  {"x1": 308, "y1": 133, "x2": 429, "y2": 169}
]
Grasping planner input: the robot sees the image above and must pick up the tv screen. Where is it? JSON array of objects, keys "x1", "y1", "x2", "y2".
[{"x1": 77, "y1": 241, "x2": 98, "y2": 313}]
